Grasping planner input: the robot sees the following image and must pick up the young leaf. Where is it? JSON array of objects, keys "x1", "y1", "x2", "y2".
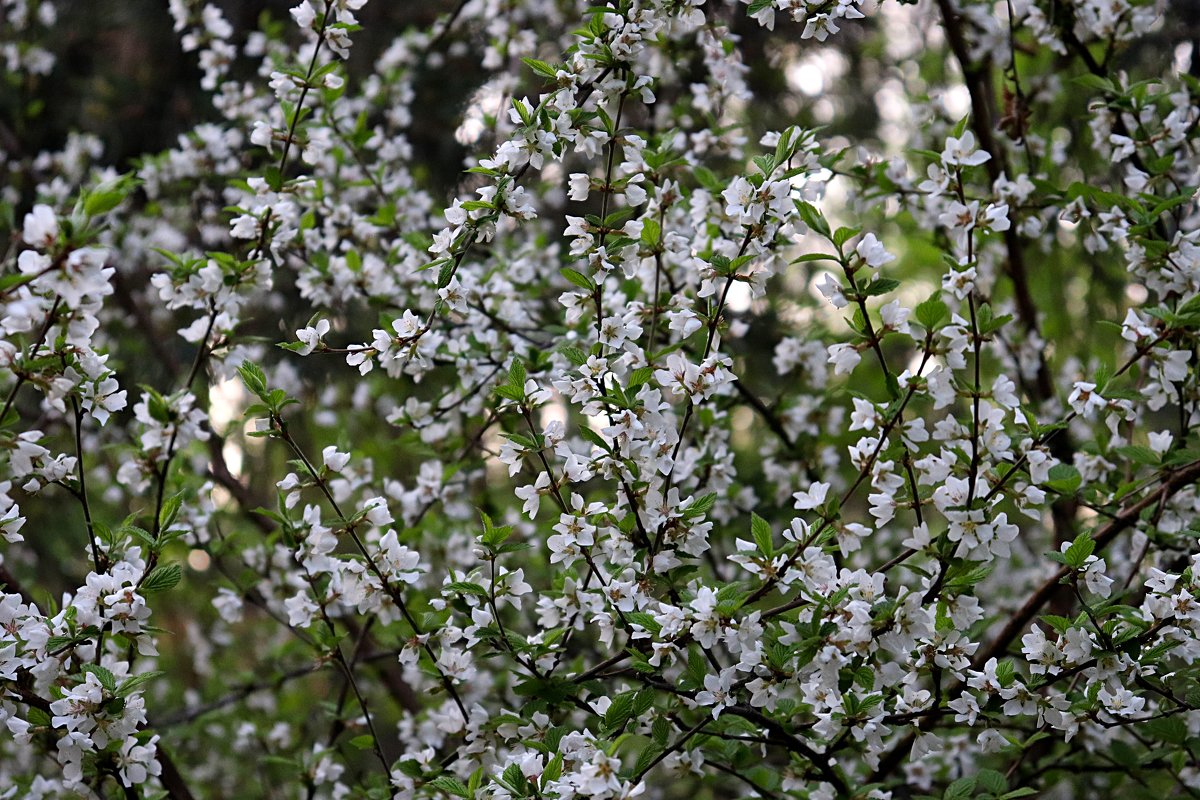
[{"x1": 141, "y1": 563, "x2": 183, "y2": 593}]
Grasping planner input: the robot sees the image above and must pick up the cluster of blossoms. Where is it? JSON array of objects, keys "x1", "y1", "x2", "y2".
[{"x1": 1, "y1": 0, "x2": 1200, "y2": 798}]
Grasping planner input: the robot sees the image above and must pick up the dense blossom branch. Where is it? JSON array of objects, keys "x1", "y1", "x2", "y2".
[{"x1": 0, "y1": 0, "x2": 1198, "y2": 798}]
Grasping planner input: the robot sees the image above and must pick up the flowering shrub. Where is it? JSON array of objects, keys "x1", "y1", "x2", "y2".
[{"x1": 2, "y1": 0, "x2": 1200, "y2": 797}]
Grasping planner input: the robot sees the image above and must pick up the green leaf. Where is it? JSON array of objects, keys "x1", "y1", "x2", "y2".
[
  {"x1": 83, "y1": 176, "x2": 136, "y2": 217},
  {"x1": 884, "y1": 369, "x2": 901, "y2": 401},
  {"x1": 1072, "y1": 73, "x2": 1115, "y2": 94},
  {"x1": 626, "y1": 650, "x2": 657, "y2": 673},
  {"x1": 976, "y1": 768, "x2": 1007, "y2": 795},
  {"x1": 950, "y1": 114, "x2": 971, "y2": 140},
  {"x1": 559, "y1": 345, "x2": 588, "y2": 366},
  {"x1": 977, "y1": 308, "x2": 1013, "y2": 335},
  {"x1": 560, "y1": 267, "x2": 595, "y2": 291},
  {"x1": 651, "y1": 715, "x2": 670, "y2": 746},
  {"x1": 141, "y1": 563, "x2": 183, "y2": 593},
  {"x1": 1062, "y1": 532, "x2": 1095, "y2": 570},
  {"x1": 631, "y1": 745, "x2": 663, "y2": 779},
  {"x1": 1044, "y1": 463, "x2": 1082, "y2": 494},
  {"x1": 83, "y1": 664, "x2": 117, "y2": 693},
  {"x1": 604, "y1": 690, "x2": 637, "y2": 732},
  {"x1": 578, "y1": 425, "x2": 610, "y2": 452},
  {"x1": 395, "y1": 760, "x2": 424, "y2": 779},
  {"x1": 510, "y1": 98, "x2": 533, "y2": 126},
  {"x1": 494, "y1": 384, "x2": 526, "y2": 402},
  {"x1": 445, "y1": 581, "x2": 489, "y2": 597},
  {"x1": 628, "y1": 366, "x2": 654, "y2": 388},
  {"x1": 795, "y1": 201, "x2": 831, "y2": 237},
  {"x1": 833, "y1": 226, "x2": 861, "y2": 248},
  {"x1": 640, "y1": 218, "x2": 661, "y2": 248},
  {"x1": 1177, "y1": 292, "x2": 1200, "y2": 318},
  {"x1": 916, "y1": 293, "x2": 947, "y2": 328},
  {"x1": 863, "y1": 277, "x2": 900, "y2": 297},
  {"x1": 542, "y1": 754, "x2": 562, "y2": 785},
  {"x1": 682, "y1": 493, "x2": 717, "y2": 519},
  {"x1": 480, "y1": 512, "x2": 514, "y2": 547},
  {"x1": 427, "y1": 776, "x2": 471, "y2": 798},
  {"x1": 1142, "y1": 715, "x2": 1187, "y2": 744},
  {"x1": 84, "y1": 191, "x2": 126, "y2": 217},
  {"x1": 47, "y1": 635, "x2": 81, "y2": 652},
  {"x1": 159, "y1": 492, "x2": 184, "y2": 532},
  {"x1": 521, "y1": 57, "x2": 558, "y2": 79},
  {"x1": 237, "y1": 362, "x2": 269, "y2": 400},
  {"x1": 791, "y1": 252, "x2": 839, "y2": 264},
  {"x1": 693, "y1": 166, "x2": 724, "y2": 192},
  {"x1": 685, "y1": 645, "x2": 706, "y2": 689},
  {"x1": 141, "y1": 386, "x2": 171, "y2": 423},
  {"x1": 943, "y1": 776, "x2": 975, "y2": 800},
  {"x1": 633, "y1": 688, "x2": 654, "y2": 716},
  {"x1": 750, "y1": 513, "x2": 773, "y2": 557},
  {"x1": 508, "y1": 358, "x2": 527, "y2": 391},
  {"x1": 0, "y1": 273, "x2": 37, "y2": 295},
  {"x1": 944, "y1": 563, "x2": 994, "y2": 591},
  {"x1": 500, "y1": 762, "x2": 525, "y2": 793},
  {"x1": 116, "y1": 671, "x2": 164, "y2": 697},
  {"x1": 1113, "y1": 445, "x2": 1159, "y2": 465}
]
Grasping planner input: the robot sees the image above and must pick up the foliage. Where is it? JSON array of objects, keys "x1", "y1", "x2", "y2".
[{"x1": 1, "y1": 0, "x2": 1200, "y2": 798}]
